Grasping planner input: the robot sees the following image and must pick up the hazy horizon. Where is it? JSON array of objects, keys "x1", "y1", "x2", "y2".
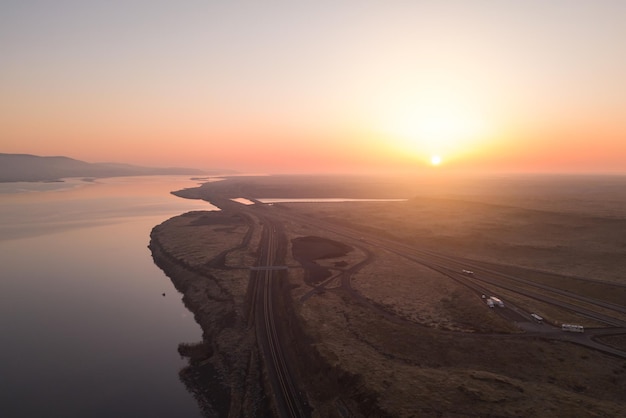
[{"x1": 2, "y1": 1, "x2": 625, "y2": 175}]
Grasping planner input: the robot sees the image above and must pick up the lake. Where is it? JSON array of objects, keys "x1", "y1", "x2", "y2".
[{"x1": 0, "y1": 176, "x2": 218, "y2": 417}]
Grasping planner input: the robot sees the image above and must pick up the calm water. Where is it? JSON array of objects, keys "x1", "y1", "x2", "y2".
[
  {"x1": 258, "y1": 198, "x2": 407, "y2": 203},
  {"x1": 0, "y1": 176, "x2": 217, "y2": 418}
]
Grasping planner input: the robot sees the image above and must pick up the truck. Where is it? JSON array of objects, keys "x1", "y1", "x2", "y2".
[
  {"x1": 562, "y1": 324, "x2": 584, "y2": 333},
  {"x1": 490, "y1": 297, "x2": 505, "y2": 308}
]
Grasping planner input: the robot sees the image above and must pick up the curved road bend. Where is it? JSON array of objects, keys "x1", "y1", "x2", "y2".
[{"x1": 256, "y1": 206, "x2": 626, "y2": 358}]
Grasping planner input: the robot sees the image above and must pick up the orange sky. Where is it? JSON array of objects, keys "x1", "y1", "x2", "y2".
[{"x1": 1, "y1": 1, "x2": 625, "y2": 174}]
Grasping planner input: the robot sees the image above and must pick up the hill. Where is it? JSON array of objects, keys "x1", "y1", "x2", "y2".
[{"x1": 0, "y1": 153, "x2": 216, "y2": 182}]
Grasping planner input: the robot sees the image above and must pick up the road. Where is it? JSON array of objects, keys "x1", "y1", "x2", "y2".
[
  {"x1": 211, "y1": 193, "x2": 625, "y2": 410},
  {"x1": 255, "y1": 203, "x2": 626, "y2": 359}
]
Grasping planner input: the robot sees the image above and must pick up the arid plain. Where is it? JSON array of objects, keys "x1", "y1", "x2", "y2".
[{"x1": 150, "y1": 175, "x2": 626, "y2": 417}]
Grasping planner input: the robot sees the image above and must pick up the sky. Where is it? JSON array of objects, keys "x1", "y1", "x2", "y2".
[{"x1": 1, "y1": 0, "x2": 625, "y2": 174}]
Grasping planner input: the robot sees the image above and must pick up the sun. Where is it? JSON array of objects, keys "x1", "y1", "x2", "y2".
[
  {"x1": 430, "y1": 155, "x2": 442, "y2": 166},
  {"x1": 378, "y1": 94, "x2": 490, "y2": 165}
]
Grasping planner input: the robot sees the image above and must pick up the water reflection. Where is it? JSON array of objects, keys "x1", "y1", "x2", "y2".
[
  {"x1": 0, "y1": 176, "x2": 215, "y2": 417},
  {"x1": 0, "y1": 176, "x2": 216, "y2": 240},
  {"x1": 259, "y1": 197, "x2": 407, "y2": 203}
]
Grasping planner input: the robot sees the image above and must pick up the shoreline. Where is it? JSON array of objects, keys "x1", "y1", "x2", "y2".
[
  {"x1": 148, "y1": 211, "x2": 270, "y2": 417},
  {"x1": 152, "y1": 177, "x2": 626, "y2": 417},
  {"x1": 148, "y1": 209, "x2": 387, "y2": 417}
]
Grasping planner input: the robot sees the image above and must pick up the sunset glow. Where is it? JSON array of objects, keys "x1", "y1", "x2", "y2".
[
  {"x1": 380, "y1": 94, "x2": 491, "y2": 165},
  {"x1": 1, "y1": 1, "x2": 625, "y2": 174}
]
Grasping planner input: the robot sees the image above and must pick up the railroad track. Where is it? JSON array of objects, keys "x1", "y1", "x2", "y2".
[
  {"x1": 260, "y1": 206, "x2": 626, "y2": 336},
  {"x1": 296, "y1": 210, "x2": 619, "y2": 306},
  {"x1": 253, "y1": 220, "x2": 306, "y2": 417}
]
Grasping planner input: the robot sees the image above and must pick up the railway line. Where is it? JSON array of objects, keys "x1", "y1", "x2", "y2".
[
  {"x1": 252, "y1": 218, "x2": 307, "y2": 418},
  {"x1": 176, "y1": 183, "x2": 626, "y2": 415},
  {"x1": 257, "y1": 204, "x2": 626, "y2": 357},
  {"x1": 198, "y1": 194, "x2": 308, "y2": 416}
]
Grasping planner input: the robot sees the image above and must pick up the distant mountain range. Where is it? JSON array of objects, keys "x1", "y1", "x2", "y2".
[{"x1": 0, "y1": 153, "x2": 224, "y2": 182}]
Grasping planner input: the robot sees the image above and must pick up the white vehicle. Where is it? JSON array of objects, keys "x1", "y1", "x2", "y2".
[
  {"x1": 490, "y1": 297, "x2": 505, "y2": 308},
  {"x1": 462, "y1": 269, "x2": 474, "y2": 275},
  {"x1": 562, "y1": 324, "x2": 584, "y2": 333},
  {"x1": 486, "y1": 299, "x2": 494, "y2": 308},
  {"x1": 530, "y1": 313, "x2": 543, "y2": 323}
]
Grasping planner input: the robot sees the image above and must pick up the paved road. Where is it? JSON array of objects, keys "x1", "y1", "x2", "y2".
[{"x1": 257, "y1": 204, "x2": 626, "y2": 359}]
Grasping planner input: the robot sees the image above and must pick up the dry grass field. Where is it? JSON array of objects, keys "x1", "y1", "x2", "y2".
[
  {"x1": 272, "y1": 175, "x2": 626, "y2": 416},
  {"x1": 153, "y1": 174, "x2": 626, "y2": 417},
  {"x1": 288, "y1": 195, "x2": 626, "y2": 284},
  {"x1": 276, "y1": 179, "x2": 626, "y2": 332},
  {"x1": 279, "y1": 221, "x2": 626, "y2": 417}
]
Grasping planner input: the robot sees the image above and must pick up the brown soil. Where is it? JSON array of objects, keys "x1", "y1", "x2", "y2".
[
  {"x1": 596, "y1": 334, "x2": 626, "y2": 351},
  {"x1": 150, "y1": 175, "x2": 626, "y2": 417},
  {"x1": 149, "y1": 211, "x2": 270, "y2": 417},
  {"x1": 282, "y1": 229, "x2": 626, "y2": 417},
  {"x1": 292, "y1": 236, "x2": 353, "y2": 284}
]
